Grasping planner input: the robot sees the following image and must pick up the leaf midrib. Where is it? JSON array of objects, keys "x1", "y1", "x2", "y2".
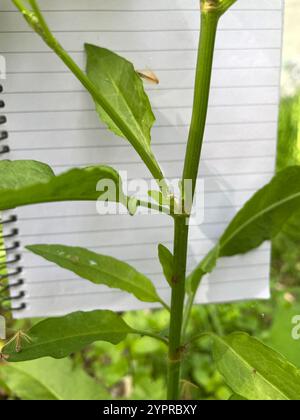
[
  {"x1": 190, "y1": 185, "x2": 300, "y2": 289},
  {"x1": 37, "y1": 249, "x2": 159, "y2": 302},
  {"x1": 5, "y1": 327, "x2": 130, "y2": 358},
  {"x1": 215, "y1": 335, "x2": 290, "y2": 400},
  {"x1": 110, "y1": 77, "x2": 149, "y2": 149},
  {"x1": 5, "y1": 365, "x2": 62, "y2": 400},
  {"x1": 221, "y1": 191, "x2": 300, "y2": 251}
]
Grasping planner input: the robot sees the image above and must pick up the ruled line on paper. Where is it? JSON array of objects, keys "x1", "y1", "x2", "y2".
[
  {"x1": 1, "y1": 47, "x2": 282, "y2": 54},
  {"x1": 1, "y1": 85, "x2": 281, "y2": 94},
  {"x1": 22, "y1": 262, "x2": 270, "y2": 284},
  {"x1": 14, "y1": 206, "x2": 265, "y2": 228},
  {"x1": 16, "y1": 235, "x2": 268, "y2": 248},
  {"x1": 16, "y1": 219, "x2": 255, "y2": 239},
  {"x1": 1, "y1": 26, "x2": 281, "y2": 31},
  {"x1": 0, "y1": 9, "x2": 283, "y2": 14},
  {"x1": 20, "y1": 245, "x2": 270, "y2": 263},
  {"x1": 23, "y1": 253, "x2": 270, "y2": 275},
  {"x1": 22, "y1": 261, "x2": 270, "y2": 280},
  {"x1": 4, "y1": 103, "x2": 280, "y2": 114},
  {"x1": 0, "y1": 0, "x2": 283, "y2": 11},
  {"x1": 22, "y1": 275, "x2": 270, "y2": 299},
  {"x1": 23, "y1": 249, "x2": 270, "y2": 271},
  {"x1": 19, "y1": 258, "x2": 269, "y2": 286},
  {"x1": 10, "y1": 153, "x2": 276, "y2": 167},
  {"x1": 9, "y1": 138, "x2": 274, "y2": 152},
  {"x1": 9, "y1": 140, "x2": 275, "y2": 153},
  {"x1": 4, "y1": 67, "x2": 281, "y2": 77},
  {"x1": 15, "y1": 213, "x2": 270, "y2": 236},
  {"x1": 7, "y1": 121, "x2": 279, "y2": 134},
  {"x1": 20, "y1": 277, "x2": 271, "y2": 301}
]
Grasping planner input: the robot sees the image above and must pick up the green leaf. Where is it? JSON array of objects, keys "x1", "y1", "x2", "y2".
[
  {"x1": 0, "y1": 160, "x2": 54, "y2": 189},
  {"x1": 0, "y1": 357, "x2": 109, "y2": 400},
  {"x1": 3, "y1": 310, "x2": 133, "y2": 362},
  {"x1": 186, "y1": 247, "x2": 219, "y2": 293},
  {"x1": 0, "y1": 160, "x2": 128, "y2": 211},
  {"x1": 85, "y1": 44, "x2": 161, "y2": 177},
  {"x1": 158, "y1": 244, "x2": 174, "y2": 286},
  {"x1": 228, "y1": 394, "x2": 247, "y2": 401},
  {"x1": 188, "y1": 166, "x2": 300, "y2": 293},
  {"x1": 212, "y1": 332, "x2": 300, "y2": 401},
  {"x1": 85, "y1": 44, "x2": 155, "y2": 145},
  {"x1": 127, "y1": 196, "x2": 139, "y2": 216},
  {"x1": 267, "y1": 302, "x2": 300, "y2": 368},
  {"x1": 27, "y1": 244, "x2": 164, "y2": 305}
]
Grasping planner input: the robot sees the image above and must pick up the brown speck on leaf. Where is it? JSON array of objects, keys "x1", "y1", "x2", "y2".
[{"x1": 171, "y1": 275, "x2": 179, "y2": 285}]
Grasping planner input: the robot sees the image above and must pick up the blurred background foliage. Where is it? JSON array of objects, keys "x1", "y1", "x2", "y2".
[{"x1": 1, "y1": 2, "x2": 300, "y2": 400}]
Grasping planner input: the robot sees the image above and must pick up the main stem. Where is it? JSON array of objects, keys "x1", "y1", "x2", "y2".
[
  {"x1": 182, "y1": 12, "x2": 219, "y2": 193},
  {"x1": 167, "y1": 216, "x2": 189, "y2": 399},
  {"x1": 167, "y1": 11, "x2": 219, "y2": 400}
]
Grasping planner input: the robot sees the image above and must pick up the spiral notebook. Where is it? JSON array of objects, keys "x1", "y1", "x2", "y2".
[{"x1": 0, "y1": 0, "x2": 283, "y2": 318}]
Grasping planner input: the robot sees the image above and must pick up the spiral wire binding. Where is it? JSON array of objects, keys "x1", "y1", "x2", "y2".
[{"x1": 0, "y1": 84, "x2": 26, "y2": 312}]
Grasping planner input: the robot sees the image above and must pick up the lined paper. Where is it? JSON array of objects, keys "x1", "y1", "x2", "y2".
[{"x1": 0, "y1": 0, "x2": 283, "y2": 318}]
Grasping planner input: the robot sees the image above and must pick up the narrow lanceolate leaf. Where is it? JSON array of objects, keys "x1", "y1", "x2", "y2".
[
  {"x1": 85, "y1": 44, "x2": 154, "y2": 148},
  {"x1": 85, "y1": 44, "x2": 161, "y2": 176},
  {"x1": 0, "y1": 160, "x2": 128, "y2": 211},
  {"x1": 188, "y1": 166, "x2": 300, "y2": 293},
  {"x1": 0, "y1": 358, "x2": 109, "y2": 400},
  {"x1": 212, "y1": 333, "x2": 300, "y2": 401},
  {"x1": 3, "y1": 310, "x2": 133, "y2": 362},
  {"x1": 158, "y1": 244, "x2": 174, "y2": 286},
  {"x1": 27, "y1": 244, "x2": 164, "y2": 305}
]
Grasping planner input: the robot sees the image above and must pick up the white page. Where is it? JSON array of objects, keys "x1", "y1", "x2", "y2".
[{"x1": 0, "y1": 0, "x2": 283, "y2": 318}]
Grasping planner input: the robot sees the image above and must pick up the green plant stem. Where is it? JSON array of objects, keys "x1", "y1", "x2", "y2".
[
  {"x1": 167, "y1": 216, "x2": 189, "y2": 400},
  {"x1": 181, "y1": 13, "x2": 220, "y2": 341},
  {"x1": 132, "y1": 329, "x2": 169, "y2": 346},
  {"x1": 12, "y1": 0, "x2": 27, "y2": 12},
  {"x1": 12, "y1": 0, "x2": 167, "y2": 191},
  {"x1": 136, "y1": 200, "x2": 171, "y2": 216},
  {"x1": 206, "y1": 306, "x2": 224, "y2": 336},
  {"x1": 186, "y1": 331, "x2": 213, "y2": 346},
  {"x1": 29, "y1": 0, "x2": 53, "y2": 40},
  {"x1": 167, "y1": 11, "x2": 220, "y2": 400},
  {"x1": 182, "y1": 12, "x2": 219, "y2": 195}
]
